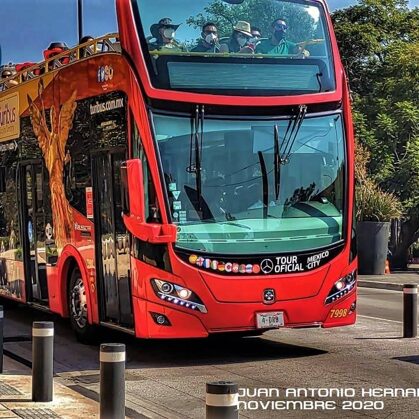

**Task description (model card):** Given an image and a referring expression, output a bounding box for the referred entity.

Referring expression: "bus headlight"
[151,279,207,313]
[325,270,356,305]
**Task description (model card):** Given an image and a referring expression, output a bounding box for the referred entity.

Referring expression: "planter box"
[356,221,390,275]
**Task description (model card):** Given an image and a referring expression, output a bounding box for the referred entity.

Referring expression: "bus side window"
[131,111,161,223]
[64,151,90,217]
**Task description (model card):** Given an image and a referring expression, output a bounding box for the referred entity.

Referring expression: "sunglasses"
[274,23,288,30]
[204,29,218,35]
[1,73,12,78]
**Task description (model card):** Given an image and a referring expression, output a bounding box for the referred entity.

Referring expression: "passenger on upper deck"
[43,42,70,69]
[220,21,254,53]
[255,18,299,55]
[0,69,18,89]
[191,22,221,53]
[148,18,186,52]
[250,26,262,48]
[79,35,94,57]
[15,62,40,81]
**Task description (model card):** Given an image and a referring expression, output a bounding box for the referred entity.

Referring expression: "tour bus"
[0,0,356,341]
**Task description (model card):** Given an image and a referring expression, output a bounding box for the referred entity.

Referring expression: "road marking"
[358,314,402,324]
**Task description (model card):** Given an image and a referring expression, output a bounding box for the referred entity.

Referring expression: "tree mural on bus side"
[27,82,78,249]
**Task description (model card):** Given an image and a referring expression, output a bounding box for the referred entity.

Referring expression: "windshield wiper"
[187,105,205,213]
[316,72,323,93]
[202,220,251,230]
[274,124,281,200]
[258,151,269,219]
[281,104,308,162]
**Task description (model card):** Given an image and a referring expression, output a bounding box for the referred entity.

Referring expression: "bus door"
[20,162,50,303]
[92,151,133,327]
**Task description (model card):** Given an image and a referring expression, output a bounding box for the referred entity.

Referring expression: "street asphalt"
[1,282,418,419]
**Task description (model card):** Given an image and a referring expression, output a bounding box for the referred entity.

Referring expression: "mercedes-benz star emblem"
[263,289,275,304]
[260,259,274,274]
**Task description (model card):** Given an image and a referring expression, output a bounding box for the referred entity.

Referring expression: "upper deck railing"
[0,33,120,93]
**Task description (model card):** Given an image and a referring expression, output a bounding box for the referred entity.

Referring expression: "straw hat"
[233,21,252,37]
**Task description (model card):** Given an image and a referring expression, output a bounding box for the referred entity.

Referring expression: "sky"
[0,0,418,65]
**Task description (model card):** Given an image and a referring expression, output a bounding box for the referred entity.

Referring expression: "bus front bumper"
[133,289,356,339]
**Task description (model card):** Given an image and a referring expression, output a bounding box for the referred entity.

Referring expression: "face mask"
[163,28,176,39]
[237,35,247,47]
[205,33,217,44]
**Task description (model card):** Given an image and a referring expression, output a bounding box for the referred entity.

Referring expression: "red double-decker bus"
[0,0,356,340]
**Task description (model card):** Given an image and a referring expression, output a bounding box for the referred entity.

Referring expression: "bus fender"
[56,245,97,324]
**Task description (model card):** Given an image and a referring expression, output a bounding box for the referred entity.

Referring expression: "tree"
[187,0,316,43]
[333,0,419,268]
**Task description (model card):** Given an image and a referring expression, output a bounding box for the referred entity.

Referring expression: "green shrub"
[356,179,402,222]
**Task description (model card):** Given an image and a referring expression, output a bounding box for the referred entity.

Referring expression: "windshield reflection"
[153,112,345,254]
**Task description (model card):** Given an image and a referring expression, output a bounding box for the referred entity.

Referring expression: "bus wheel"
[69,268,96,343]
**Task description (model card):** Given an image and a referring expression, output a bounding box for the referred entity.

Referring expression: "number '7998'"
[329,309,348,318]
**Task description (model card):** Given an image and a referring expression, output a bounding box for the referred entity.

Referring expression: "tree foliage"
[333,0,419,267]
[355,142,402,222]
[187,0,316,42]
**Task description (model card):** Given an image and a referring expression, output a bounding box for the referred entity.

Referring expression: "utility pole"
[77,0,83,42]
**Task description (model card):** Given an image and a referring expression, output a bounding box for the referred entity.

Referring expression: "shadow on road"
[2,302,327,373]
[354,336,402,340]
[123,335,327,369]
[393,355,419,365]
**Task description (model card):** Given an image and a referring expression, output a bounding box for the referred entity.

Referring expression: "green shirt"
[255,39,298,56]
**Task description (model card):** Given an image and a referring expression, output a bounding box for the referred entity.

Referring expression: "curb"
[358,280,403,291]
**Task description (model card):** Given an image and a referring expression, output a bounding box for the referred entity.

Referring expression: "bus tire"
[68,267,96,343]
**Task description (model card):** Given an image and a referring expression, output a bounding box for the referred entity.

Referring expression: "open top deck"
[0,34,121,92]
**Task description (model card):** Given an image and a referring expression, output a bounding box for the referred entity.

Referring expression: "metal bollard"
[403,284,418,338]
[100,343,126,419]
[206,381,239,419]
[32,321,54,402]
[0,305,3,373]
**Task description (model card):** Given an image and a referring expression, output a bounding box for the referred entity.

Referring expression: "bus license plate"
[256,312,284,329]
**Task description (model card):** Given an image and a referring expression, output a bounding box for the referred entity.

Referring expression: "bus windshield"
[134,0,335,95]
[153,112,345,255]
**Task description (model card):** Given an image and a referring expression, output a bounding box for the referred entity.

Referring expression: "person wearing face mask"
[255,18,299,55]
[250,27,262,46]
[220,21,253,53]
[192,22,221,53]
[148,18,186,52]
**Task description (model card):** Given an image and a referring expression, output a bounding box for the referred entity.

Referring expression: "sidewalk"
[359,270,419,291]
[1,356,100,419]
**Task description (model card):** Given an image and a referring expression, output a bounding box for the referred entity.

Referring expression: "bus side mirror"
[120,159,145,222]
[120,159,177,244]
[120,162,129,215]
